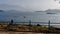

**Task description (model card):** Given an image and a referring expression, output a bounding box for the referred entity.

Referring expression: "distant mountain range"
[0,9,60,14]
[0,10,4,12]
[36,9,60,14]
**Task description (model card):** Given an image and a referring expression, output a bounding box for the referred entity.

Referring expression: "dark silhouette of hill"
[0,10,4,12]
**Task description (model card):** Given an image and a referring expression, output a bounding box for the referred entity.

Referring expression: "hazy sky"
[0,0,60,11]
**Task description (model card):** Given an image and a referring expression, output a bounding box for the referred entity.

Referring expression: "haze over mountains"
[36,9,60,14]
[0,8,60,15]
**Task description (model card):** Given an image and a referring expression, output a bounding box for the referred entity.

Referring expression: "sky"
[0,0,60,11]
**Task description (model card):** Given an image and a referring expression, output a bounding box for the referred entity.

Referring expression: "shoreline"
[0,22,59,33]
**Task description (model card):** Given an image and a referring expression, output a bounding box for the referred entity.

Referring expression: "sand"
[0,31,59,34]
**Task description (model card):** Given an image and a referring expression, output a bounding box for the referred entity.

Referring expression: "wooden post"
[29,20,31,31]
[10,19,13,25]
[29,20,31,26]
[48,20,50,30]
[7,19,13,27]
[5,19,14,30]
[23,16,26,25]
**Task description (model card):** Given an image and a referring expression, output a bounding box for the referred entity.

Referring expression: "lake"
[0,11,60,28]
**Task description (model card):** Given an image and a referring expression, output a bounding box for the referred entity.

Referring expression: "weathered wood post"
[29,20,31,26]
[48,20,50,30]
[9,19,13,26]
[29,20,31,31]
[23,16,26,25]
[5,19,14,30]
[7,19,14,27]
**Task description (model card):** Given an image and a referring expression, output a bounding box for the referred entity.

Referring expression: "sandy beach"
[0,31,59,34]
[0,32,42,34]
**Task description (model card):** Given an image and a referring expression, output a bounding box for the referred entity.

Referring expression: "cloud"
[0,0,60,11]
[0,4,31,11]
[0,4,17,10]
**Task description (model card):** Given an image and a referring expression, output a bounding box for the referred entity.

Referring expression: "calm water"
[0,11,60,28]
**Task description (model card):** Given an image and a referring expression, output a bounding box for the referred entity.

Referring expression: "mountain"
[35,9,60,14]
[0,10,4,12]
[45,9,60,12]
[45,9,60,14]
